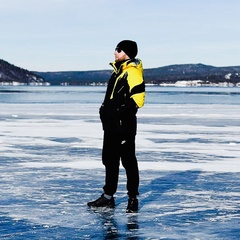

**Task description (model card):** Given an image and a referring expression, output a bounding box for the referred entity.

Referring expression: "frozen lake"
[0,86,240,239]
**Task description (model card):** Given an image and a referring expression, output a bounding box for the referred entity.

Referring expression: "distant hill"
[1,58,240,86]
[0,59,47,85]
[36,70,111,86]
[144,64,240,85]
[36,63,240,86]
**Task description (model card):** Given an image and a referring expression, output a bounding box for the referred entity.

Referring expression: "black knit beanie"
[116,40,138,59]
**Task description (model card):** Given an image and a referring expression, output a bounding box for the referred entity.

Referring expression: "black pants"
[102,131,139,198]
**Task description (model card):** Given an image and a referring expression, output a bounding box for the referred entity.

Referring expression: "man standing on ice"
[87,40,145,213]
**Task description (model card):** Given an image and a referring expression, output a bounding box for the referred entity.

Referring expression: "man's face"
[114,47,130,62]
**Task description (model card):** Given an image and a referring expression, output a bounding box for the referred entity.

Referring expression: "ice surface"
[0,87,240,239]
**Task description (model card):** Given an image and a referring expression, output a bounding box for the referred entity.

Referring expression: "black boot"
[87,194,115,208]
[126,197,138,213]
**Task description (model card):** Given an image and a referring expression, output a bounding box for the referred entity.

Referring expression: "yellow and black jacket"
[100,58,145,135]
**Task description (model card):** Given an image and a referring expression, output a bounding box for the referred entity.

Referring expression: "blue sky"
[1,0,240,71]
